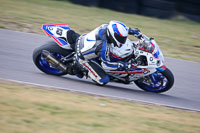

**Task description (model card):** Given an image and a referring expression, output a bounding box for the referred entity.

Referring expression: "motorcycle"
[33,23,174,93]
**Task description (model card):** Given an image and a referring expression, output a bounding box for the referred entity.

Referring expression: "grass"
[0,0,200,62]
[0,25,5,29]
[0,80,200,133]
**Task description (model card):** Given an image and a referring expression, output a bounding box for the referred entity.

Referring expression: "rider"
[67,20,142,85]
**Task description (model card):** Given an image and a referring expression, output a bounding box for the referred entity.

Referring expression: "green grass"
[0,25,6,29]
[0,0,200,61]
[0,80,200,133]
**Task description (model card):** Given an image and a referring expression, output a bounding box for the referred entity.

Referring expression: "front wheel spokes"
[141,76,153,87]
[149,73,163,88]
[134,68,173,93]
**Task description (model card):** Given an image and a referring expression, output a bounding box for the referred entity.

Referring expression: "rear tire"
[134,68,174,93]
[32,41,73,76]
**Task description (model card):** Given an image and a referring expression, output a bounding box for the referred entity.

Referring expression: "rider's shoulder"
[93,24,108,41]
[99,24,108,29]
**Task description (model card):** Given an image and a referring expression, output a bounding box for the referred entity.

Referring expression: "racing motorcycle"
[33,23,174,93]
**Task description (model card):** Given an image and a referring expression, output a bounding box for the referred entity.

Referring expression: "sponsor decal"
[143,70,148,74]
[49,27,53,31]
[150,57,153,61]
[86,38,96,42]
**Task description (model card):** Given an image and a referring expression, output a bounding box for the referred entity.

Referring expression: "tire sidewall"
[134,68,174,93]
[32,41,73,76]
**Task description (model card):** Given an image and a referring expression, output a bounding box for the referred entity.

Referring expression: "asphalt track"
[0,29,200,111]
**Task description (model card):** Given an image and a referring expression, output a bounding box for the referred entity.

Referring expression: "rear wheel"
[32,41,73,76]
[134,68,174,93]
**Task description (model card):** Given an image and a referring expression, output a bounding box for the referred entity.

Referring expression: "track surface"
[0,29,200,111]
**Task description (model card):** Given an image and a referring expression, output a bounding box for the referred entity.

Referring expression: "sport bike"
[33,23,174,93]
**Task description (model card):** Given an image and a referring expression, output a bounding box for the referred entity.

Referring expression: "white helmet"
[107,21,128,48]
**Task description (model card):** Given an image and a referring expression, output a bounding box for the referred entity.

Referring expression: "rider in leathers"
[69,21,142,85]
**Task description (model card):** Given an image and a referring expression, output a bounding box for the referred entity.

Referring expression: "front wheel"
[134,68,174,93]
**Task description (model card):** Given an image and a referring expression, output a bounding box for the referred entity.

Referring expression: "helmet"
[107,21,128,48]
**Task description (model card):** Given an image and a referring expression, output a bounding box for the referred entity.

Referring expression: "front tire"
[134,68,174,93]
[32,41,73,76]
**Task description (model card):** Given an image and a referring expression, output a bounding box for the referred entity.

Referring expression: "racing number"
[56,28,63,36]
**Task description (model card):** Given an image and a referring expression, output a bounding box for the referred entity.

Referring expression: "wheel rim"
[137,72,169,92]
[38,52,63,74]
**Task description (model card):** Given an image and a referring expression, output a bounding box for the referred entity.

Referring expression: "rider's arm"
[128,28,143,39]
[98,40,121,70]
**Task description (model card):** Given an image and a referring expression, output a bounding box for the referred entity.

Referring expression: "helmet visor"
[114,32,127,44]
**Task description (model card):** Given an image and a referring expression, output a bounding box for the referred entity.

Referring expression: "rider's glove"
[129,28,143,39]
[118,62,131,71]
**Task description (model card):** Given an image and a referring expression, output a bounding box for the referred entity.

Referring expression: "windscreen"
[138,40,155,53]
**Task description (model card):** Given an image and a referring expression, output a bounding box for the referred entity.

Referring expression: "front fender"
[156,65,166,72]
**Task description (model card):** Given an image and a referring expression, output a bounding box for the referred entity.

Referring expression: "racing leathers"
[75,24,141,85]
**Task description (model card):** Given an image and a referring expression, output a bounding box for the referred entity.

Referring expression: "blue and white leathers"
[76,24,121,84]
[76,24,137,84]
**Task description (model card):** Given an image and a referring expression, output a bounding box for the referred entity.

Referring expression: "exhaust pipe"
[41,50,67,71]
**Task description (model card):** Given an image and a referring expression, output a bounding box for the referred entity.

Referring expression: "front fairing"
[107,36,166,81]
[151,39,165,66]
[132,37,166,76]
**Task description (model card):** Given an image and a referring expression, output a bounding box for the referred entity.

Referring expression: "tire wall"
[68,0,200,22]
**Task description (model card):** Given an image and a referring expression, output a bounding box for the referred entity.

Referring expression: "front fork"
[142,65,166,85]
[148,65,166,84]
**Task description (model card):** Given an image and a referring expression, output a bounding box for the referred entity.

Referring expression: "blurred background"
[69,0,200,22]
[0,0,200,62]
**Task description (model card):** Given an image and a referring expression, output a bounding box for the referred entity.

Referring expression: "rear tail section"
[42,23,71,49]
